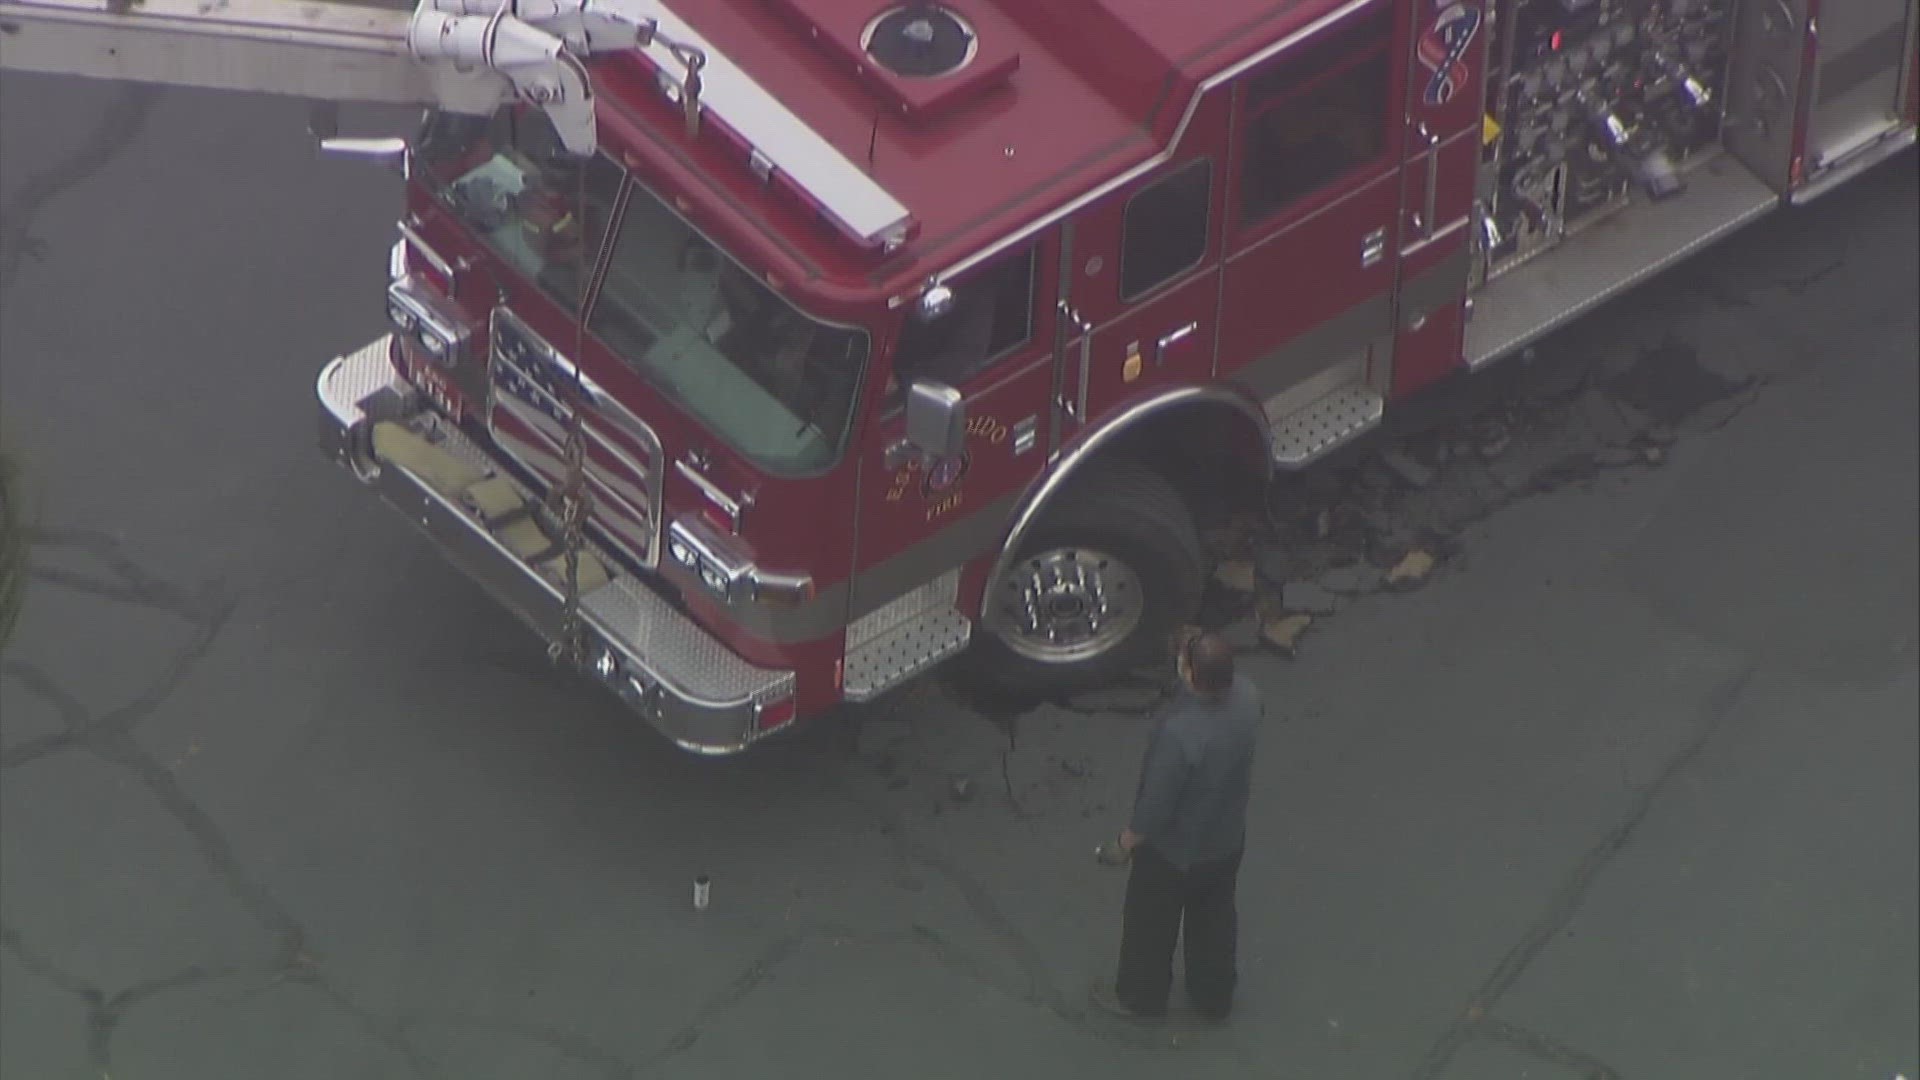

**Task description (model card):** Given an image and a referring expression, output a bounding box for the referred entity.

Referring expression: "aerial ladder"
[0,0,710,155]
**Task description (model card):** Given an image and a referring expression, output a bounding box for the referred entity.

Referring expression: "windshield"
[415,110,869,476]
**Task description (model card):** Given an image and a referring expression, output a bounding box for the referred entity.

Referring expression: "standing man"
[1091,630,1263,1021]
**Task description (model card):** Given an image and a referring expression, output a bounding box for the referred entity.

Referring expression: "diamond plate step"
[843,607,972,702]
[1268,383,1384,470]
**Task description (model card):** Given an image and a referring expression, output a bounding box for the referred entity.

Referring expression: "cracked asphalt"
[2,77,1915,1080]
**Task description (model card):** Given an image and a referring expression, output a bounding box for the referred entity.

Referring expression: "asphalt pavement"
[2,77,1916,1080]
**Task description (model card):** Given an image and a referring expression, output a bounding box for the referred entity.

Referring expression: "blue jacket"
[1128,675,1263,870]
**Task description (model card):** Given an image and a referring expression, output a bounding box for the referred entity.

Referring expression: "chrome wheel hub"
[988,546,1143,664]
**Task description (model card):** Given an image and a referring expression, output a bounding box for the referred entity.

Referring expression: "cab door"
[1216,0,1410,406]
[850,235,1058,623]
[1058,90,1229,428]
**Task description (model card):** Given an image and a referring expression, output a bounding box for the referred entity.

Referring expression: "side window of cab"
[1236,4,1393,226]
[1119,159,1213,300]
[887,247,1038,404]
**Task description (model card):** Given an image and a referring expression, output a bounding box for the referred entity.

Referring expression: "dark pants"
[1115,845,1243,1018]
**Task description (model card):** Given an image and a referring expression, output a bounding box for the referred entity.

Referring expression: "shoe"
[1088,980,1162,1020]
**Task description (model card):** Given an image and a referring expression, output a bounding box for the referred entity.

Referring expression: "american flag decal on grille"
[487,309,666,569]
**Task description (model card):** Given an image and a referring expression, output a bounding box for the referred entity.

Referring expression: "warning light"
[1551,30,1564,50]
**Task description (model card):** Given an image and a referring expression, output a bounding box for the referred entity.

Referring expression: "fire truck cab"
[8,0,1915,753]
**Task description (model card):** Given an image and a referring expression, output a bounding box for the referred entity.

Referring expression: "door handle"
[1059,301,1092,334]
[1418,123,1441,241]
[1154,322,1198,367]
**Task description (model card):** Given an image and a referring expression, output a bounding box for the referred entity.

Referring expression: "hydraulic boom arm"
[0,0,706,154]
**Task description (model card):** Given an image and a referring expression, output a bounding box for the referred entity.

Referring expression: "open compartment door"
[1723,0,1816,193]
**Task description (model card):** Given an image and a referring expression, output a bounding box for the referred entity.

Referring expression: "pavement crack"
[1475,1019,1623,1079]
[98,731,304,948]
[406,1012,643,1080]
[3,921,233,1076]
[303,978,442,1080]
[0,919,101,1001]
[999,746,1025,814]
[0,728,78,769]
[0,527,415,1076]
[1410,664,1756,1080]
[26,524,222,619]
[878,812,1085,1030]
[92,964,237,1068]
[908,922,1037,1005]
[0,83,161,292]
[644,932,804,1067]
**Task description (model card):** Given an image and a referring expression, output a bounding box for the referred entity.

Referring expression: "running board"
[1266,383,1385,471]
[842,607,972,702]
[842,568,970,702]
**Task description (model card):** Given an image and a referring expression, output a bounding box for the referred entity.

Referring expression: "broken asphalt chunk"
[1260,613,1313,657]
[1212,559,1257,593]
[1386,549,1436,591]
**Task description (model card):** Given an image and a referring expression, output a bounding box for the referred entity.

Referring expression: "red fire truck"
[6,0,1916,752]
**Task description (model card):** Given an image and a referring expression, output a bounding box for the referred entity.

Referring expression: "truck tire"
[973,460,1205,698]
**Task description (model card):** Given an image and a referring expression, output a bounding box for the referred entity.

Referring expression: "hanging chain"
[540,24,698,668]
[548,398,591,667]
[546,159,606,669]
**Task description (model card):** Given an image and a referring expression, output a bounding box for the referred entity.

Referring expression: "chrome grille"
[486,308,666,567]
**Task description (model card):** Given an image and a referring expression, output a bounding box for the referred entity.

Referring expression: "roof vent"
[862,5,977,79]
[767,0,1021,120]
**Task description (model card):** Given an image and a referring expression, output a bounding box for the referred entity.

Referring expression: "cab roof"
[595,0,1359,307]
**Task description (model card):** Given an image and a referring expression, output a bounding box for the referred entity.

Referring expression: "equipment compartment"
[1474,0,1736,281]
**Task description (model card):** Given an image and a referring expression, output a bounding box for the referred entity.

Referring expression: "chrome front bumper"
[317,336,798,754]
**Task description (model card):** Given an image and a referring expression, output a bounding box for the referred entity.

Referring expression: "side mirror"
[320,136,409,172]
[903,380,967,461]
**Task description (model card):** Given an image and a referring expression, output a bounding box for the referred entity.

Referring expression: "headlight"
[668,537,698,567]
[666,515,810,607]
[386,274,471,368]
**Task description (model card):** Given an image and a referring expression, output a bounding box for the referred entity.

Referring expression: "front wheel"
[971,461,1206,698]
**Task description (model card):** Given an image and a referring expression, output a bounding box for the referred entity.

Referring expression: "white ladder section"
[0,0,694,154]
[0,0,441,104]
